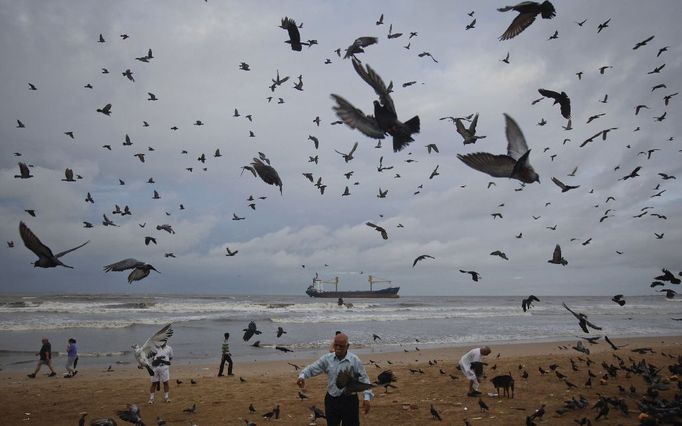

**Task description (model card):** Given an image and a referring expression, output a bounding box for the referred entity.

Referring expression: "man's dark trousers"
[218,353,233,375]
[324,392,359,426]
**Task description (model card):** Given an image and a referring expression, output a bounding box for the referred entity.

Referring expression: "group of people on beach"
[27,332,490,426]
[27,337,78,379]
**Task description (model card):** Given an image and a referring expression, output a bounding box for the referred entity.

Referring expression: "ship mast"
[314,276,339,292]
[368,275,391,291]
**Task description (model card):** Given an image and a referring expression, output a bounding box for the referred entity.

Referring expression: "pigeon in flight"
[103,258,160,283]
[538,89,571,119]
[366,222,388,240]
[562,303,601,333]
[457,114,540,184]
[331,58,420,152]
[250,157,283,194]
[460,270,481,282]
[412,254,435,267]
[243,321,262,341]
[611,294,625,306]
[343,36,378,59]
[497,1,556,41]
[132,323,173,375]
[522,295,540,312]
[551,177,579,192]
[19,222,89,268]
[456,113,486,144]
[547,244,567,266]
[281,17,306,51]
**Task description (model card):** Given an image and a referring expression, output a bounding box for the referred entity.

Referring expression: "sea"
[1,294,680,371]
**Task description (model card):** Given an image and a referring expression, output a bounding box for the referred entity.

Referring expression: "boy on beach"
[459,346,491,396]
[27,337,57,378]
[218,332,234,376]
[148,341,173,404]
[64,338,78,378]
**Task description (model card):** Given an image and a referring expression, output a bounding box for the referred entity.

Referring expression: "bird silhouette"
[19,222,89,268]
[497,1,556,40]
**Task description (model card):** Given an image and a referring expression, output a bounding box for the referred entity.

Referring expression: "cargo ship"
[305,275,399,298]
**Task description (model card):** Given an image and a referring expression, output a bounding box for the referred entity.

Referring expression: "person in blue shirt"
[297,333,372,425]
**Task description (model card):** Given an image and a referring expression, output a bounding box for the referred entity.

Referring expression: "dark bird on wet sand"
[522,295,540,312]
[430,404,442,420]
[19,222,89,268]
[538,89,570,119]
[460,270,481,282]
[366,222,388,240]
[547,244,567,265]
[458,114,540,184]
[331,58,420,152]
[104,258,159,283]
[497,1,556,41]
[413,254,435,267]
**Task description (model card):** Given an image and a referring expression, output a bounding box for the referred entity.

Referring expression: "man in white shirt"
[148,342,173,404]
[459,346,491,396]
[297,333,373,425]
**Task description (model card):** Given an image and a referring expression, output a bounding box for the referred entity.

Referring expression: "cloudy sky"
[1,0,680,296]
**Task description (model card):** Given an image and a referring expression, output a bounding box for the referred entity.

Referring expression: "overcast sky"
[1,0,681,296]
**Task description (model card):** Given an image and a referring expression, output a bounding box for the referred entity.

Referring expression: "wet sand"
[1,335,680,425]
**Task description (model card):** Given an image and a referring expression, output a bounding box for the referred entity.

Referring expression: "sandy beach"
[1,335,680,425]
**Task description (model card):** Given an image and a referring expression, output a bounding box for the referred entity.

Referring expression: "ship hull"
[306,286,400,298]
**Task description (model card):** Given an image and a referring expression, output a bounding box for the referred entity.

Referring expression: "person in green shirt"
[218,332,233,376]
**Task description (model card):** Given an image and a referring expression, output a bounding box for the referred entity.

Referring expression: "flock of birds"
[4,1,682,424]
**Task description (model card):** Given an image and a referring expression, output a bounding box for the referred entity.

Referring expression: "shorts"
[66,356,77,371]
[151,366,170,383]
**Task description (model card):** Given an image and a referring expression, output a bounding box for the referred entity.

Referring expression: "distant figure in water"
[459,346,491,396]
[338,297,344,306]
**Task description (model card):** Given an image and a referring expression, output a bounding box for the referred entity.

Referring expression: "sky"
[1,0,681,296]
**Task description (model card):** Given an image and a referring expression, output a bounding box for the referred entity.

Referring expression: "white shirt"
[152,345,173,367]
[298,352,374,401]
[459,348,481,370]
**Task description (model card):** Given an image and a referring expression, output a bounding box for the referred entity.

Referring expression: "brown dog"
[491,373,514,398]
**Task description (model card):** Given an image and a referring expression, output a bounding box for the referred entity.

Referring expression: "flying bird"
[522,295,540,312]
[547,244,567,265]
[103,258,160,283]
[611,294,625,306]
[281,17,305,51]
[455,113,486,144]
[331,58,420,152]
[343,36,378,59]
[243,321,262,341]
[250,157,283,194]
[497,1,556,41]
[19,222,89,268]
[412,254,435,267]
[551,177,580,192]
[457,114,540,184]
[538,89,571,119]
[366,222,388,240]
[460,270,481,282]
[562,303,602,333]
[132,323,173,376]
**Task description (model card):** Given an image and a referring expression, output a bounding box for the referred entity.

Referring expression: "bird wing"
[351,58,395,115]
[469,113,479,133]
[349,142,359,156]
[103,258,142,272]
[455,118,467,137]
[355,36,378,48]
[19,162,30,177]
[499,12,537,41]
[553,244,563,262]
[54,240,90,258]
[282,17,302,49]
[457,153,516,178]
[331,94,385,139]
[141,323,173,357]
[538,88,560,101]
[560,97,571,119]
[551,177,567,190]
[562,302,582,322]
[19,222,56,260]
[504,114,529,160]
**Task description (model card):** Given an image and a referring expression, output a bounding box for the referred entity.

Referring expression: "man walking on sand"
[148,341,173,404]
[27,337,57,378]
[459,346,491,396]
[297,333,373,425]
[218,332,234,376]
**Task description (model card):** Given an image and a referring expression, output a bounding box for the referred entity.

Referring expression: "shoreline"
[1,336,680,425]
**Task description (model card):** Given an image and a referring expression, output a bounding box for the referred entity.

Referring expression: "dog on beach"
[491,373,515,398]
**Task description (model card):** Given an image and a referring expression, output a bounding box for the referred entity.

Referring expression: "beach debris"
[183,403,196,414]
[430,404,442,420]
[19,221,89,269]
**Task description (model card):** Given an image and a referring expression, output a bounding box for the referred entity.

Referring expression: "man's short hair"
[224,332,230,339]
[335,330,342,335]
